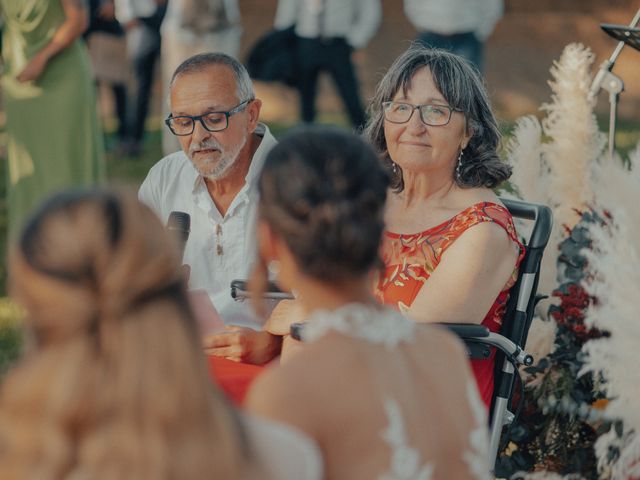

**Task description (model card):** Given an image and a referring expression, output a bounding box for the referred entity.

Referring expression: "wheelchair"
[230,197,553,472]
[441,198,553,470]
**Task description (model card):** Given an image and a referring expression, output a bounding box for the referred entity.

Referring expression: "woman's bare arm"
[406,222,520,324]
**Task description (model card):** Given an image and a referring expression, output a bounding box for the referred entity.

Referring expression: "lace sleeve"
[379,397,434,480]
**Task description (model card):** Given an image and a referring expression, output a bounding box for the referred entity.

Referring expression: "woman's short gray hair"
[170,52,255,102]
[363,44,510,191]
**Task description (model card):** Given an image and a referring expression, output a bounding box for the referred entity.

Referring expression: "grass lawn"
[0,117,638,373]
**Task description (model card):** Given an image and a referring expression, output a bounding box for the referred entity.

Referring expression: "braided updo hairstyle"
[0,188,251,479]
[257,126,389,288]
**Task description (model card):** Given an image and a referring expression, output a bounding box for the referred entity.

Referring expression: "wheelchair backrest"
[499,198,553,349]
[490,198,553,419]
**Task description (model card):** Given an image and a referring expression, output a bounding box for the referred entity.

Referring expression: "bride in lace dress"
[246,127,491,480]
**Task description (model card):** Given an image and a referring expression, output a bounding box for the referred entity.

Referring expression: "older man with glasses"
[139,52,281,366]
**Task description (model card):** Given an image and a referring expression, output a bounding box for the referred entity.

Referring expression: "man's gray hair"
[170,52,255,102]
[363,44,510,191]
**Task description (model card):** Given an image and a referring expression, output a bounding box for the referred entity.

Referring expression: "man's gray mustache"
[189,140,222,155]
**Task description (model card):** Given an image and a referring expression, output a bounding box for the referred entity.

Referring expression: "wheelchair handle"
[501,197,553,250]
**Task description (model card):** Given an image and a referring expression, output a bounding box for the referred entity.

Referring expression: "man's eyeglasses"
[165,99,253,136]
[382,101,460,127]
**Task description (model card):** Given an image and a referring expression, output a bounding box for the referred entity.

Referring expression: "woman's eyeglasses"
[382,101,459,126]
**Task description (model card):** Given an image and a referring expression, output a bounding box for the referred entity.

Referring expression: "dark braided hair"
[258,126,390,283]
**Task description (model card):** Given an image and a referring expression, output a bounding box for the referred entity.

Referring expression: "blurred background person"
[247,127,490,480]
[85,0,129,152]
[115,0,167,156]
[0,0,105,239]
[0,188,322,480]
[273,0,381,130]
[365,46,523,408]
[404,0,503,73]
[161,0,243,156]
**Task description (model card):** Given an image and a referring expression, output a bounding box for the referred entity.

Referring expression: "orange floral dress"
[374,202,525,408]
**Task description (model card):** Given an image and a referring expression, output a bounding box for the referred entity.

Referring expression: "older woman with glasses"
[365,45,524,409]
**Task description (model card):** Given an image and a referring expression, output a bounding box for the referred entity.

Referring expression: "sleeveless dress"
[302,303,491,480]
[374,202,525,408]
[0,0,105,237]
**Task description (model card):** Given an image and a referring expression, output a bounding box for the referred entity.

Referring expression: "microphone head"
[167,211,191,251]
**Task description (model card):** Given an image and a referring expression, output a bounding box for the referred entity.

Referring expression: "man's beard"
[188,136,247,180]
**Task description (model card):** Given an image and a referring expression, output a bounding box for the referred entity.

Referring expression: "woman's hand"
[264,299,306,336]
[16,53,49,83]
[17,0,89,83]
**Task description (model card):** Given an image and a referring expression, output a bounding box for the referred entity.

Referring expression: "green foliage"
[0,298,23,376]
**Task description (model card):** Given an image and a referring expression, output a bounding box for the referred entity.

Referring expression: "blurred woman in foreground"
[0,188,320,480]
[247,127,490,480]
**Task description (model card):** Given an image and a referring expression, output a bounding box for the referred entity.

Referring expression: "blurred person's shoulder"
[411,322,473,374]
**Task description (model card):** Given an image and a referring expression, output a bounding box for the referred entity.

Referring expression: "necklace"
[303,303,415,349]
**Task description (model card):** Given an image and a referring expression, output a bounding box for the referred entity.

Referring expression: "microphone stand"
[588,8,640,161]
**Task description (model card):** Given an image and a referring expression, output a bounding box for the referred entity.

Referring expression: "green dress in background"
[0,0,105,238]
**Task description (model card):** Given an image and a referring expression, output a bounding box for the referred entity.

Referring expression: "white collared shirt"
[274,0,381,49]
[138,124,277,329]
[403,0,503,41]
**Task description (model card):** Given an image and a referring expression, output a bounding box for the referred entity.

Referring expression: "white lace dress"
[302,303,491,480]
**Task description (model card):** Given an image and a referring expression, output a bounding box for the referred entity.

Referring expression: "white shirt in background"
[114,0,157,25]
[138,124,277,329]
[403,0,504,41]
[274,0,381,49]
[162,0,241,39]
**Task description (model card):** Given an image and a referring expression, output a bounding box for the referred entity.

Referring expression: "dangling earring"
[455,149,464,182]
[267,260,281,278]
[392,162,399,175]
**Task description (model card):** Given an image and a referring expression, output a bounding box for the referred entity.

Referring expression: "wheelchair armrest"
[441,323,490,339]
[290,322,305,341]
[291,321,533,365]
[439,324,534,366]
[230,279,295,301]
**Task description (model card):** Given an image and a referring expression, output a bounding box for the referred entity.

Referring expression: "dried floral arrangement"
[496,42,640,479]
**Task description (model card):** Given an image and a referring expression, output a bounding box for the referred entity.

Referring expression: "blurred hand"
[203,326,282,365]
[124,19,140,31]
[98,1,116,20]
[181,264,191,285]
[16,54,48,83]
[263,299,306,336]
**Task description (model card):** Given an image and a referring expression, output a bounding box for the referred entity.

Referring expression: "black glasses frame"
[165,99,253,136]
[382,101,460,127]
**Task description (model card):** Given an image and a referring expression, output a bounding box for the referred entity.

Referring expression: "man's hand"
[203,326,282,365]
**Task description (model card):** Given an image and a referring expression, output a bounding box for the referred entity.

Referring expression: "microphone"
[167,211,190,260]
